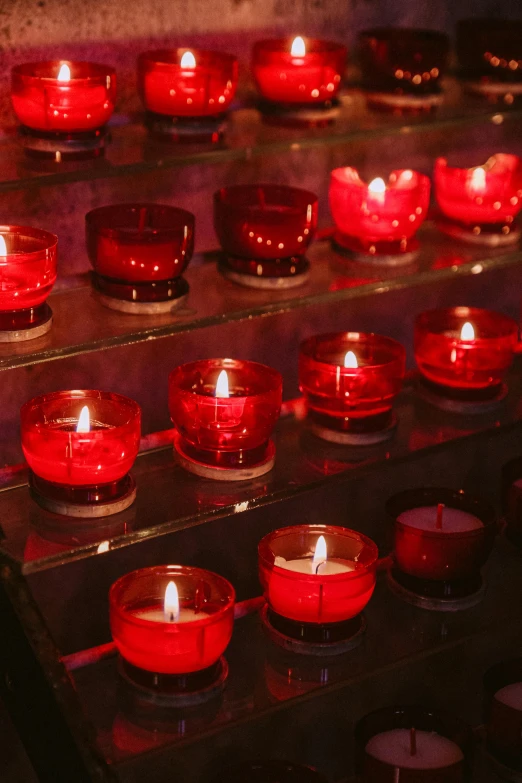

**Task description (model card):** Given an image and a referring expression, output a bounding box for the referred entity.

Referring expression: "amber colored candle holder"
[110,565,234,705]
[484,659,522,773]
[11,61,116,159]
[502,457,522,549]
[414,307,518,413]
[457,19,522,104]
[85,203,195,314]
[138,49,238,142]
[330,167,430,264]
[435,154,522,246]
[0,225,57,342]
[258,524,378,654]
[355,706,473,782]
[21,390,141,518]
[358,28,450,112]
[213,761,329,783]
[386,487,496,611]
[169,358,282,481]
[299,332,405,445]
[214,184,318,289]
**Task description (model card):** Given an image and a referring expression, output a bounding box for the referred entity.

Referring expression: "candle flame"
[460,321,475,341]
[291,36,306,57]
[344,350,358,368]
[57,63,71,82]
[180,51,196,69]
[76,405,90,433]
[312,535,327,573]
[470,166,486,192]
[215,369,230,398]
[0,236,7,256]
[164,581,180,622]
[368,177,386,194]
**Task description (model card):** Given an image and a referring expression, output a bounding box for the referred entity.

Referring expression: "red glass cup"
[11,61,116,158]
[252,38,346,109]
[330,167,430,263]
[21,390,141,516]
[355,706,473,782]
[502,457,522,549]
[299,332,405,444]
[0,225,57,341]
[258,524,378,644]
[414,307,518,404]
[85,203,195,312]
[457,19,522,103]
[214,184,318,287]
[484,659,522,771]
[110,565,235,680]
[169,358,282,480]
[358,28,450,111]
[435,154,522,245]
[387,487,496,603]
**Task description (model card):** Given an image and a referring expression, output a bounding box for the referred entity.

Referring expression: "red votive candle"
[502,457,522,549]
[414,307,518,409]
[21,390,141,517]
[484,659,522,771]
[0,225,57,342]
[358,28,450,112]
[252,37,346,110]
[11,61,116,158]
[258,524,377,649]
[169,358,282,481]
[435,154,522,245]
[457,19,522,104]
[85,203,195,314]
[214,184,318,288]
[330,167,430,264]
[110,565,235,689]
[299,332,405,445]
[387,487,496,609]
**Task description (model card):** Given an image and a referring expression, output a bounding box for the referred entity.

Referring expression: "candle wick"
[393,768,400,783]
[410,726,417,756]
[138,207,147,236]
[169,611,174,622]
[436,503,444,530]
[314,561,324,575]
[257,187,266,210]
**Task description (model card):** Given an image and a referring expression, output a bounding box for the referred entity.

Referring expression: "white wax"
[274,555,355,575]
[366,729,464,770]
[133,607,201,624]
[398,506,483,534]
[495,682,522,711]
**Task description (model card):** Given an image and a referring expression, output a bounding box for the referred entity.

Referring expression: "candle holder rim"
[354,704,474,747]
[169,358,283,399]
[0,225,58,259]
[358,26,450,44]
[20,389,141,435]
[138,48,238,67]
[253,37,347,55]
[214,183,318,209]
[415,307,519,339]
[435,153,521,174]
[12,60,116,83]
[85,203,195,239]
[386,486,496,533]
[300,331,406,369]
[330,165,430,191]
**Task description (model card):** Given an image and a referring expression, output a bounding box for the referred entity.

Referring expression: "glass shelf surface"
[2,364,522,574]
[0,225,520,372]
[0,78,519,193]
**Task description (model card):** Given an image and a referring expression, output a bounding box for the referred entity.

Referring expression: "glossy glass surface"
[0,225,57,311]
[457,19,522,85]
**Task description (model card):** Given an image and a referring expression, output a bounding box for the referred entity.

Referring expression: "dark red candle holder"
[252,38,346,126]
[502,457,522,550]
[11,61,116,159]
[21,390,141,518]
[258,524,378,655]
[414,307,518,413]
[355,706,473,782]
[358,28,450,113]
[85,203,194,314]
[214,184,318,289]
[435,155,522,246]
[299,332,405,445]
[484,659,522,776]
[213,761,329,783]
[0,225,57,342]
[330,167,430,264]
[386,487,496,611]
[169,358,282,481]
[138,49,238,143]
[110,565,235,706]
[457,19,522,105]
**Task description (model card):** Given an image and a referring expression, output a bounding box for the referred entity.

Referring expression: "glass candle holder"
[11,61,116,159]
[213,184,318,289]
[502,457,522,548]
[110,565,235,701]
[252,37,346,113]
[169,358,282,481]
[414,307,518,411]
[386,487,496,610]
[258,524,378,652]
[138,49,238,142]
[0,225,57,342]
[355,706,473,782]
[299,332,405,445]
[329,167,430,264]
[21,390,141,518]
[484,658,522,771]
[457,19,522,104]
[358,28,449,112]
[434,154,522,246]
[85,203,195,314]
[212,761,329,783]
